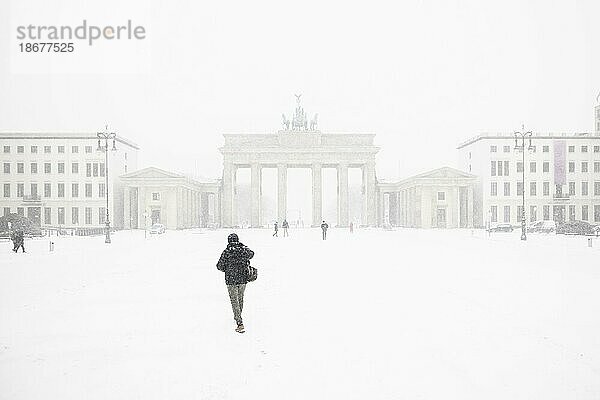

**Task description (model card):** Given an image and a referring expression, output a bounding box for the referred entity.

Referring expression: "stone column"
[377,189,384,226]
[251,163,262,228]
[467,185,474,228]
[337,163,349,226]
[222,162,234,227]
[364,162,377,226]
[277,163,287,223]
[124,186,131,229]
[361,166,368,226]
[312,163,322,227]
[138,187,146,230]
[453,186,460,229]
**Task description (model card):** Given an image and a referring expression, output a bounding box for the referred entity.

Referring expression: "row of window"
[2,206,106,226]
[2,145,94,154]
[3,183,106,198]
[490,145,600,153]
[490,181,600,197]
[2,162,105,177]
[490,205,600,223]
[491,160,600,176]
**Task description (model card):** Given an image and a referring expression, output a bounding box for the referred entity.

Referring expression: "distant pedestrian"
[216,233,254,333]
[321,220,329,240]
[282,219,289,237]
[12,230,25,253]
[272,221,279,237]
[349,222,354,233]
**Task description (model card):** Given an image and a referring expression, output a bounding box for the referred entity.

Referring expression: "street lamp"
[514,124,533,241]
[97,125,117,244]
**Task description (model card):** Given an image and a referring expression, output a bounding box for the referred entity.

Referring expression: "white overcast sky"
[1,0,599,180]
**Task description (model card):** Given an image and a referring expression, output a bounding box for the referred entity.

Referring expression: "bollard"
[588,237,593,248]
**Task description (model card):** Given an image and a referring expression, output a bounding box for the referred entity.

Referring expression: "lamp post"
[97,125,117,244]
[514,125,533,241]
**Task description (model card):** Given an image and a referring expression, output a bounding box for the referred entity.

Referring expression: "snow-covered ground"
[1,228,599,399]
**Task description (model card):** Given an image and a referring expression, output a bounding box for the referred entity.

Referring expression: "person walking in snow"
[320,220,329,240]
[217,233,254,333]
[272,221,279,237]
[349,221,354,233]
[282,219,289,237]
[12,230,25,253]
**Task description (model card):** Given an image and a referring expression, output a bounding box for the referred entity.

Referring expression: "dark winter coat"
[282,221,289,228]
[321,222,329,231]
[216,242,254,285]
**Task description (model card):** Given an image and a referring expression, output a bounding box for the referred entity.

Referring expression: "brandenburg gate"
[219,96,379,228]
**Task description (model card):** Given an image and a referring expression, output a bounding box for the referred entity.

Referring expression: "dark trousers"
[13,241,25,252]
[273,230,278,237]
[227,284,246,325]
[322,230,327,240]
[283,228,288,237]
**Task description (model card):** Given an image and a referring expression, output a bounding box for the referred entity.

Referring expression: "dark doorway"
[151,209,161,225]
[436,208,447,228]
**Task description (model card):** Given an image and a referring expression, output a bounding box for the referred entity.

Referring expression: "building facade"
[0,132,138,231]
[120,167,221,230]
[458,132,600,228]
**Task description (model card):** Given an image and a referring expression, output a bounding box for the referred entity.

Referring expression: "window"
[569,162,575,173]
[58,207,65,225]
[17,146,24,153]
[530,182,537,196]
[30,184,37,198]
[582,146,588,153]
[582,162,588,173]
[100,163,105,177]
[543,145,549,153]
[93,163,99,177]
[72,183,79,198]
[44,183,51,198]
[595,146,600,153]
[58,183,65,198]
[58,146,65,153]
[490,145,497,153]
[503,182,510,196]
[582,181,589,196]
[530,146,536,153]
[582,205,589,221]
[556,184,563,197]
[490,206,497,223]
[86,163,92,177]
[504,161,510,176]
[99,208,106,224]
[85,146,92,154]
[85,208,92,224]
[530,206,537,222]
[58,163,64,174]
[3,146,9,153]
[72,163,79,174]
[543,205,550,220]
[569,182,575,196]
[497,161,503,176]
[30,163,38,174]
[503,146,510,153]
[569,205,576,222]
[44,208,51,225]
[44,146,51,154]
[595,182,600,196]
[543,162,549,173]
[71,146,79,153]
[17,207,24,216]
[85,183,92,198]
[152,192,160,201]
[3,207,10,216]
[17,163,24,173]
[491,182,497,196]
[517,162,523,173]
[72,207,79,225]
[31,146,37,153]
[595,205,600,223]
[517,182,523,196]
[595,162,600,173]
[17,183,24,197]
[3,184,9,198]
[530,162,536,173]
[517,206,524,221]
[3,163,10,173]
[44,163,51,174]
[99,183,105,198]
[568,145,575,153]
[503,206,510,223]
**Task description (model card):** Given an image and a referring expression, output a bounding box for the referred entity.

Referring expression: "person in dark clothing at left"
[12,230,25,253]
[272,221,279,237]
[217,233,254,333]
